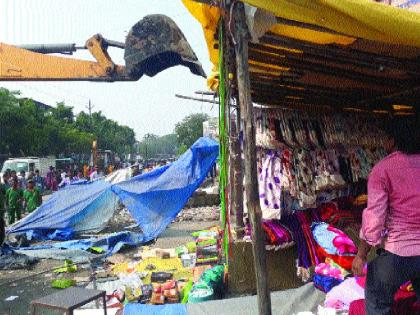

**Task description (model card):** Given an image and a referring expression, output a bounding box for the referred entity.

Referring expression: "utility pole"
[86,99,96,168]
[86,99,95,131]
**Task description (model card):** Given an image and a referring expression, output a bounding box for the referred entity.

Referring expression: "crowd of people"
[0,159,176,229]
[0,169,42,225]
[0,164,110,226]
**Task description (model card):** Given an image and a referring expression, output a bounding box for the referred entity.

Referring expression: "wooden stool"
[30,287,107,315]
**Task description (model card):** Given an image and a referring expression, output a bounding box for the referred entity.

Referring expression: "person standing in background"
[45,166,56,191]
[83,164,89,179]
[23,179,42,213]
[0,176,7,221]
[89,166,100,181]
[33,169,45,193]
[5,179,23,225]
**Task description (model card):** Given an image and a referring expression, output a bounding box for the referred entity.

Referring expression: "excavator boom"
[0,15,205,82]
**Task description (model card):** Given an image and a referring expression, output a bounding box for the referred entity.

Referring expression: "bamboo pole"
[232,2,272,314]
[175,94,219,105]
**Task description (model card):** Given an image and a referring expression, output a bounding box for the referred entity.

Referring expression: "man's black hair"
[383,114,420,154]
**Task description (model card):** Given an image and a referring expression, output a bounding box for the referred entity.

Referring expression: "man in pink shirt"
[352,115,420,315]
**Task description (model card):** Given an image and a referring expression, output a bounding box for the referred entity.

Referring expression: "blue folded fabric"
[313,273,343,293]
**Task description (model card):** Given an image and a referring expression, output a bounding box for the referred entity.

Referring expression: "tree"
[174,113,209,148]
[0,87,137,158]
[136,134,179,160]
[75,110,136,155]
[50,102,74,123]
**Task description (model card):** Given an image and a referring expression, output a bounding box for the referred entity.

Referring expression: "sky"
[0,0,217,139]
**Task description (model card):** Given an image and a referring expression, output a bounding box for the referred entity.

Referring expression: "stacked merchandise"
[319,263,420,314]
[279,210,323,282]
[311,222,357,270]
[191,228,222,265]
[175,228,222,267]
[349,280,420,315]
[318,202,359,231]
[244,220,295,251]
[313,258,350,293]
[253,206,360,282]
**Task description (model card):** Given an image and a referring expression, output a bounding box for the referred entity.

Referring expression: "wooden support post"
[230,106,244,238]
[232,2,272,314]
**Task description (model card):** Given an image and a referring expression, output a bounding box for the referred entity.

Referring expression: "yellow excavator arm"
[0,15,205,82]
[0,34,131,82]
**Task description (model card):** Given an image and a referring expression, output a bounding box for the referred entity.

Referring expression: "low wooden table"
[30,287,107,315]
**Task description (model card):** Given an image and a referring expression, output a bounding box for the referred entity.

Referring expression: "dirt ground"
[0,206,219,315]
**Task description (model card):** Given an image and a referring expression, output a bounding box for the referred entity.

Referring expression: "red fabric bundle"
[317,246,355,271]
[349,291,420,315]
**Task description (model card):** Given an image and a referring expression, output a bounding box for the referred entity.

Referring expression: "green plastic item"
[186,242,196,253]
[89,246,105,253]
[53,259,77,273]
[176,246,188,257]
[196,239,217,247]
[188,281,214,303]
[181,279,194,304]
[51,279,76,289]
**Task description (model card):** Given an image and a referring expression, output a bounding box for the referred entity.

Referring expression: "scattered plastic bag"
[51,279,76,289]
[53,259,77,273]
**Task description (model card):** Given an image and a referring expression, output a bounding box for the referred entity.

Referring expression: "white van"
[0,156,56,179]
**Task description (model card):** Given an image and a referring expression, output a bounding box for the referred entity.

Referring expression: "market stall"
[183,0,420,314]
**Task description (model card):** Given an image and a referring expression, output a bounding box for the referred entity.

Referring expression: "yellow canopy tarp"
[245,0,420,48]
[183,0,420,67]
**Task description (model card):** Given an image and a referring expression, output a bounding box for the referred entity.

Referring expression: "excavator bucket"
[124,15,206,79]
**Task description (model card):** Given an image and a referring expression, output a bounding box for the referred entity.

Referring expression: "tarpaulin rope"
[218,19,230,263]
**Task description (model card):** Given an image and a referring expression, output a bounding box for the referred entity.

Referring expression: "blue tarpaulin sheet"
[124,303,188,315]
[112,137,219,242]
[7,138,219,257]
[8,179,117,236]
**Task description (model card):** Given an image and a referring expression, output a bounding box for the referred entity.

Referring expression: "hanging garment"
[258,150,283,219]
[294,149,317,208]
[281,214,312,268]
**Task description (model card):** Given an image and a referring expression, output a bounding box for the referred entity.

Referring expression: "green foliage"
[137,133,178,159]
[175,113,209,148]
[75,110,136,154]
[0,87,135,156]
[177,144,188,156]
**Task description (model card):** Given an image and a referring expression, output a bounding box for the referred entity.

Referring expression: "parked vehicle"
[56,158,75,171]
[0,156,56,179]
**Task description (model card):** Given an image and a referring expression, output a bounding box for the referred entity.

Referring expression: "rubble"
[174,206,220,223]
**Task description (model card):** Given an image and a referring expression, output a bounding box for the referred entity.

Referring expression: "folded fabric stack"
[324,277,365,311]
[311,222,357,270]
[318,202,356,230]
[313,258,350,293]
[348,277,420,315]
[280,211,321,270]
[244,220,295,251]
[191,229,221,265]
[262,220,295,250]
